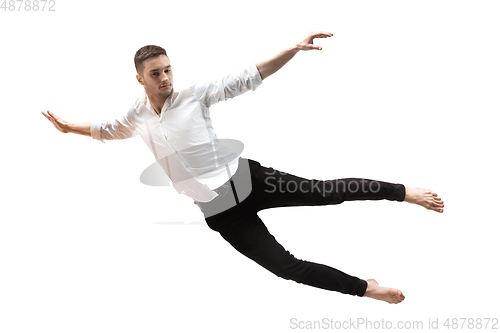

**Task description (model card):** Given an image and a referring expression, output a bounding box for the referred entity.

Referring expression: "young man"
[42,31,444,304]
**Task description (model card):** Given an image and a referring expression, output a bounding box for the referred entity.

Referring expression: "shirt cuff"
[249,64,263,90]
[90,121,106,143]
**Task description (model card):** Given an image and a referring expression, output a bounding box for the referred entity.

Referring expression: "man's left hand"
[296,31,334,51]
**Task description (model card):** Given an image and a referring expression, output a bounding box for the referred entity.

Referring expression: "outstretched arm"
[42,108,139,143]
[255,31,333,80]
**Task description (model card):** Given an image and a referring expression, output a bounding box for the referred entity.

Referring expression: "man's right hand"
[41,110,69,133]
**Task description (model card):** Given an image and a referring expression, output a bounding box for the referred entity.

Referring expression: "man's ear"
[136,74,145,86]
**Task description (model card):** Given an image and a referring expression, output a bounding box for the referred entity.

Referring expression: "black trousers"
[195,158,406,297]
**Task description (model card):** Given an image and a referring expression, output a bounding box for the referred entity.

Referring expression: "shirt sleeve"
[90,104,141,143]
[192,64,263,108]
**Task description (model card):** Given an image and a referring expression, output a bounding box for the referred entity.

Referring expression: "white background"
[1,0,499,332]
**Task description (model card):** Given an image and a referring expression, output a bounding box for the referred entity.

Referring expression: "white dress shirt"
[90,64,263,202]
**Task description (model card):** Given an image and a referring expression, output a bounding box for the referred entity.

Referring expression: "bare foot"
[404,185,445,213]
[363,279,405,304]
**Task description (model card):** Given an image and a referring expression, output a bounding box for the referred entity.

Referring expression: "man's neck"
[147,94,168,115]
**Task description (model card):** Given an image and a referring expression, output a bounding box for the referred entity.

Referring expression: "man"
[42,31,445,304]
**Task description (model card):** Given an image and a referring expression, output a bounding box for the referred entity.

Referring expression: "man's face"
[136,54,174,100]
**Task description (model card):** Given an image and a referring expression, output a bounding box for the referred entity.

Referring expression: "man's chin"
[157,90,173,99]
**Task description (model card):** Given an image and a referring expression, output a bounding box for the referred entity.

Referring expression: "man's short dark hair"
[134,45,168,75]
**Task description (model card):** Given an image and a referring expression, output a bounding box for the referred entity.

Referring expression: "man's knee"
[266,253,306,281]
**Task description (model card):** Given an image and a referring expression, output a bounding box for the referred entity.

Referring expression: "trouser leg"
[216,213,368,296]
[248,160,406,212]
